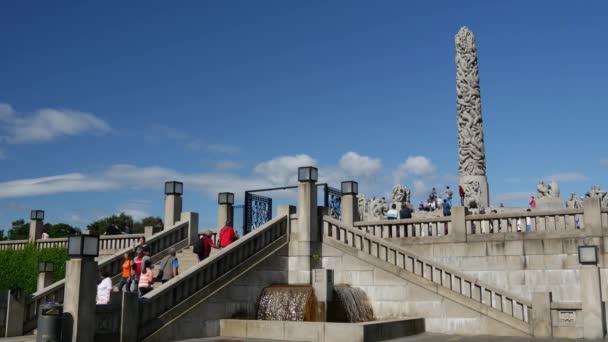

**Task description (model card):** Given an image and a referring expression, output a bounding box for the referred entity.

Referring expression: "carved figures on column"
[456,26,487,177]
[356,194,388,221]
[460,179,482,209]
[565,193,584,209]
[537,180,561,199]
[391,184,411,208]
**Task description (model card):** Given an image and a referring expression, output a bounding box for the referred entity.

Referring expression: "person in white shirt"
[96,271,113,305]
[41,229,50,240]
[386,204,399,220]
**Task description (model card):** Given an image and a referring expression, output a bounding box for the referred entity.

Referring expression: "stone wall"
[144,245,289,342]
[320,242,528,337]
[390,235,606,304]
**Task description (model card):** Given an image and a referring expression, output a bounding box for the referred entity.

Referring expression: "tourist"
[429,187,437,201]
[158,248,179,284]
[459,185,465,206]
[529,196,536,209]
[399,205,412,219]
[124,225,133,234]
[134,236,151,257]
[118,252,133,293]
[41,228,50,240]
[138,260,154,296]
[132,246,150,292]
[418,202,424,211]
[442,198,451,217]
[218,220,238,248]
[499,203,505,208]
[386,204,398,220]
[96,270,113,304]
[445,186,453,206]
[195,230,215,261]
[525,209,532,232]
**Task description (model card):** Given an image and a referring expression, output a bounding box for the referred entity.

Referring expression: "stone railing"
[21,220,192,333]
[323,216,533,329]
[465,209,584,235]
[0,234,145,254]
[0,240,27,251]
[355,216,452,238]
[137,215,289,340]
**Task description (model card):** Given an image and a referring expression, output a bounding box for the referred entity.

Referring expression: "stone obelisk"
[455,27,489,209]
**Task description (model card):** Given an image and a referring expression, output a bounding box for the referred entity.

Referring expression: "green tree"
[86,213,134,235]
[43,223,81,238]
[8,219,29,240]
[133,216,162,233]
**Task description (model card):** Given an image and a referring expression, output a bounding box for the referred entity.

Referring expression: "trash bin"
[37,302,63,342]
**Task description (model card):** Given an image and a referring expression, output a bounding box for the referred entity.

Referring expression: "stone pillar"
[29,216,44,243]
[340,181,359,226]
[144,226,154,240]
[217,204,233,229]
[583,196,602,236]
[455,27,490,209]
[580,265,603,339]
[37,270,54,292]
[450,206,467,242]
[120,292,139,342]
[288,167,318,285]
[532,292,552,337]
[62,257,97,342]
[4,288,25,337]
[181,212,199,247]
[312,269,334,322]
[164,194,183,227]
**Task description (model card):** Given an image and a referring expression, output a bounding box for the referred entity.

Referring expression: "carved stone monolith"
[456,26,489,208]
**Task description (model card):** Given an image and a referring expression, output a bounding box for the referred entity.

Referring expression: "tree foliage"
[8,219,29,240]
[6,220,81,240]
[0,245,69,294]
[86,213,163,234]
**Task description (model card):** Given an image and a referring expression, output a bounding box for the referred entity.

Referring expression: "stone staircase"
[322,215,533,336]
[150,246,200,289]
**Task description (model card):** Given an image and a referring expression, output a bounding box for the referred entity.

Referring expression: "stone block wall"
[391,235,606,303]
[320,243,528,336]
[145,245,289,341]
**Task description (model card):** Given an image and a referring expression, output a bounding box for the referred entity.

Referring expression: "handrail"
[323,215,533,325]
[22,220,192,333]
[466,208,583,220]
[137,215,289,339]
[0,240,27,250]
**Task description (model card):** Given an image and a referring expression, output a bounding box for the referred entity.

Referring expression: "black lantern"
[30,210,45,221]
[341,181,358,195]
[165,181,183,195]
[38,261,54,273]
[68,234,99,258]
[578,245,598,265]
[218,192,235,205]
[298,166,318,182]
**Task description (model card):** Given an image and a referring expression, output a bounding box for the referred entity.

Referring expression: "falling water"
[256,285,316,321]
[333,285,374,322]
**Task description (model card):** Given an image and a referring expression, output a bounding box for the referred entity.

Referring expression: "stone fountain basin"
[220,317,425,342]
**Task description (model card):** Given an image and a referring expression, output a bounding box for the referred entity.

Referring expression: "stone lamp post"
[164,181,183,227]
[341,181,359,226]
[217,192,235,228]
[29,209,45,243]
[63,234,99,342]
[37,261,54,292]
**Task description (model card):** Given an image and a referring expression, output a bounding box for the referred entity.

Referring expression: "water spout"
[332,285,374,322]
[256,285,316,321]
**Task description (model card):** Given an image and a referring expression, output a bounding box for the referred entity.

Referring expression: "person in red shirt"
[529,196,536,209]
[218,221,238,248]
[196,230,216,261]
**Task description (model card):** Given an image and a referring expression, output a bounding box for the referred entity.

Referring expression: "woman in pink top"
[138,260,154,296]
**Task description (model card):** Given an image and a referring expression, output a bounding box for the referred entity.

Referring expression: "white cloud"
[339,152,381,178]
[393,156,436,183]
[412,179,431,198]
[0,173,116,199]
[0,104,110,144]
[543,173,588,182]
[254,154,317,185]
[123,209,150,221]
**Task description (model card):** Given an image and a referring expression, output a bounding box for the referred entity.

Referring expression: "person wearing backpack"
[194,230,215,261]
[157,248,179,284]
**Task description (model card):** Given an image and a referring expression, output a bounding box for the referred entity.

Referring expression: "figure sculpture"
[548,180,560,198]
[456,27,487,177]
[460,179,482,208]
[585,185,608,207]
[391,184,411,206]
[536,181,550,199]
[357,194,368,221]
[356,195,388,221]
[565,193,583,209]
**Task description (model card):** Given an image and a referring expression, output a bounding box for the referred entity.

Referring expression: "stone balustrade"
[465,209,584,235]
[0,234,146,255]
[355,216,452,239]
[136,215,288,340]
[324,216,533,326]
[353,200,605,243]
[21,220,192,334]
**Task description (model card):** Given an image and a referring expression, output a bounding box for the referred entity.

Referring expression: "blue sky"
[1,1,607,231]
